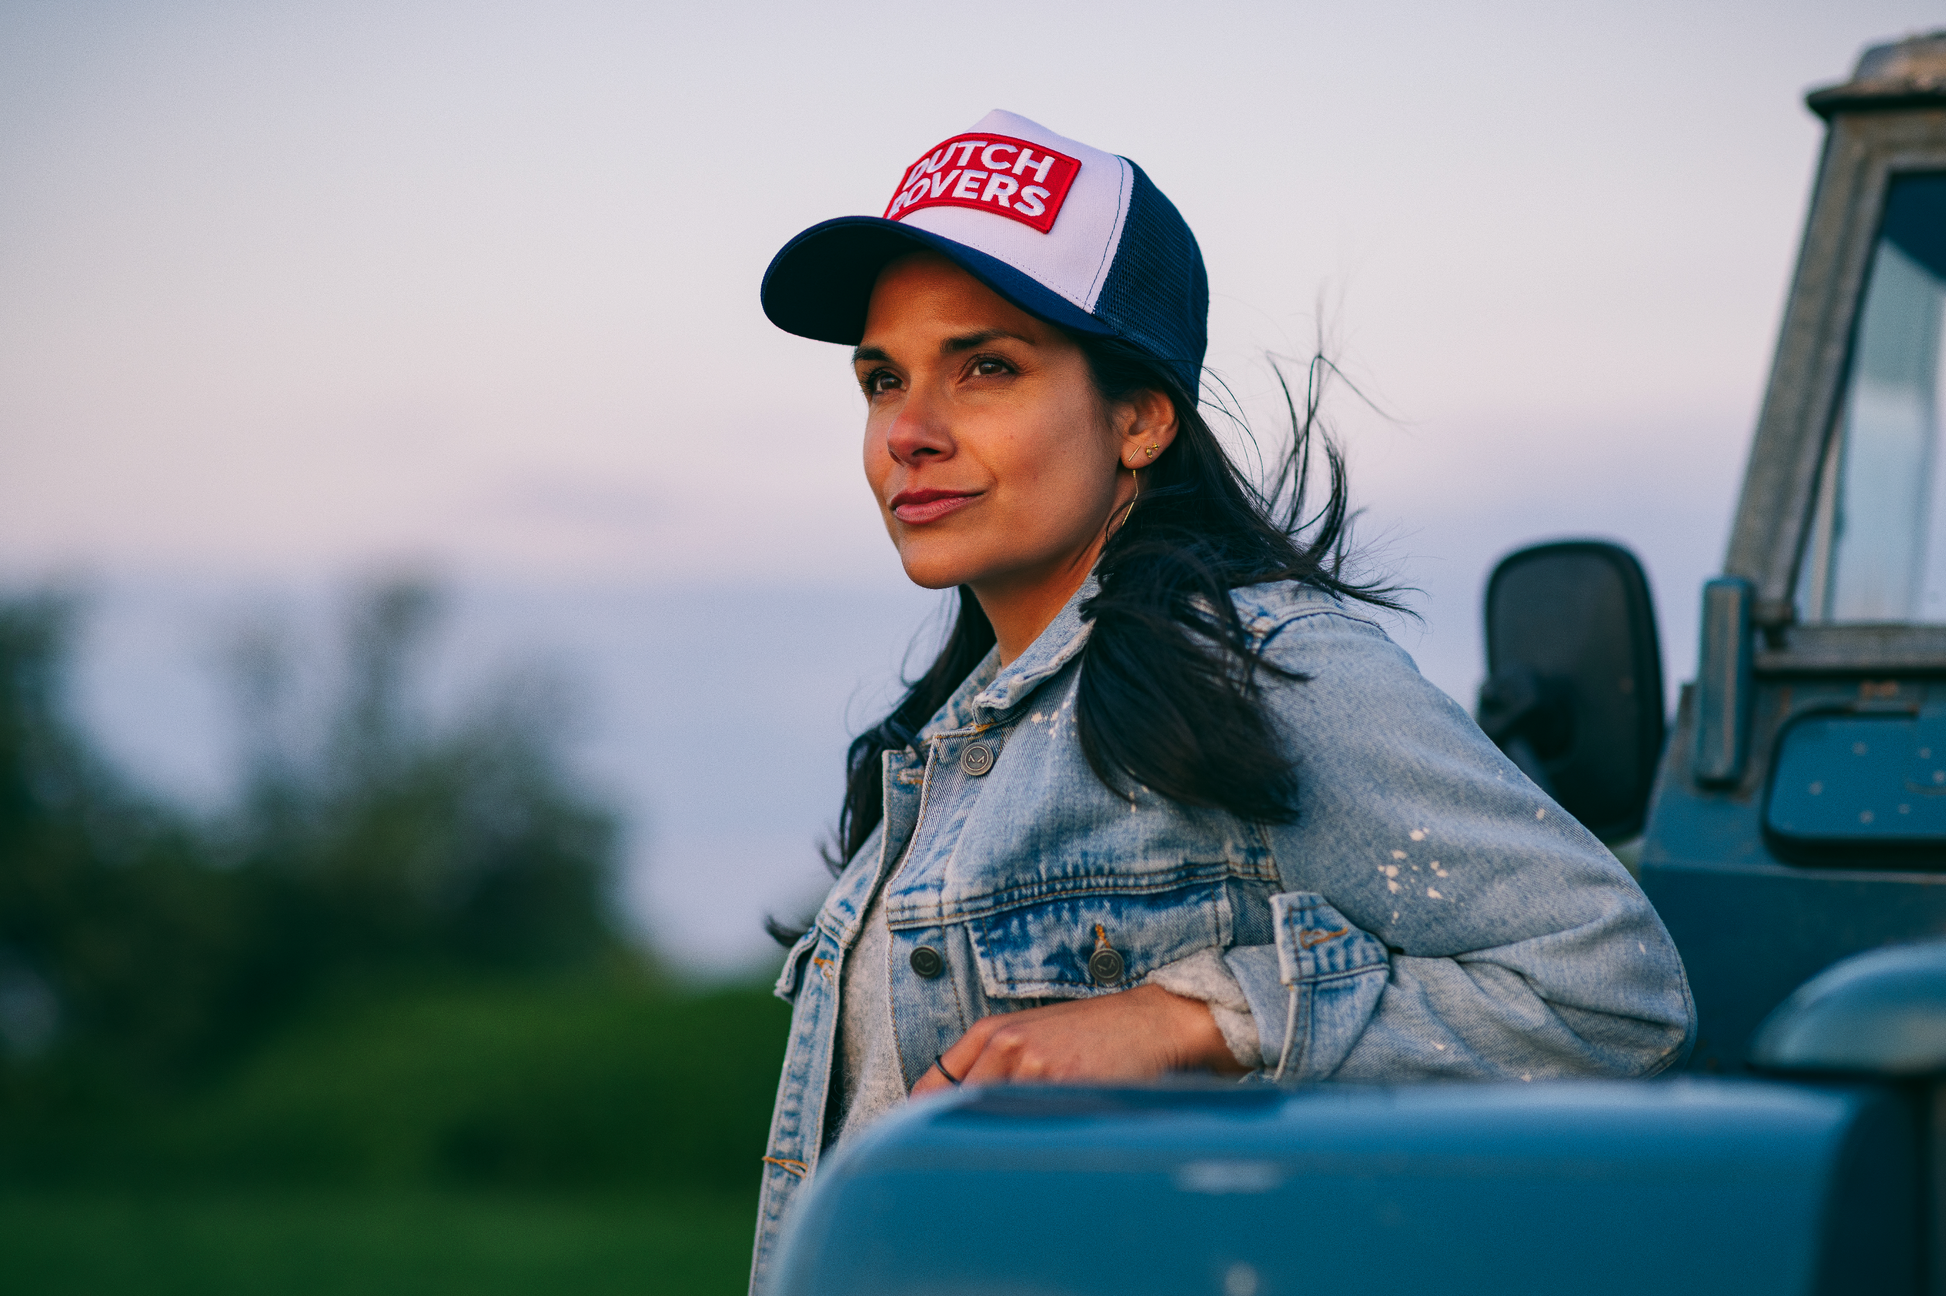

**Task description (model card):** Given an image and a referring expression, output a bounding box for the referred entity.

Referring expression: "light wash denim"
[749,579,1695,1291]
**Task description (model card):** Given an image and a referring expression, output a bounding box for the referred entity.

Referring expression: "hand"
[909,983,1245,1097]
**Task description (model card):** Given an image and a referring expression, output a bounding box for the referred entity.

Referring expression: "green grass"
[0,977,784,1292]
[0,1189,756,1296]
[149,977,791,1194]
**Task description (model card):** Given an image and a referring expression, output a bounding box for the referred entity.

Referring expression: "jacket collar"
[920,576,1098,738]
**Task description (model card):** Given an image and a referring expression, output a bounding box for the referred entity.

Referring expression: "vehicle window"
[1799,172,1946,623]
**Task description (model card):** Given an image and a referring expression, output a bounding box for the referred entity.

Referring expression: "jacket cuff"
[1266,891,1392,1080]
[1145,948,1260,1068]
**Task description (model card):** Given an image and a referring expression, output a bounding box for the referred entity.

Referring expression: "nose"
[884,377,953,468]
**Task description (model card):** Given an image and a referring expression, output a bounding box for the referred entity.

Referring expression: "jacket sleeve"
[1220,601,1694,1082]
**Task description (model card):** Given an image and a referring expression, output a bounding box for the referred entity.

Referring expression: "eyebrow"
[851,328,1035,366]
[941,328,1033,354]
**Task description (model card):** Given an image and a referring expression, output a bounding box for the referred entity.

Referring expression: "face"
[855,253,1170,601]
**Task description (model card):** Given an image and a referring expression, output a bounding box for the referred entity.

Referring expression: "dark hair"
[767,337,1398,945]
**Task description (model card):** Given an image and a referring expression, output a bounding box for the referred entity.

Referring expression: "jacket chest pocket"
[967,882,1230,1001]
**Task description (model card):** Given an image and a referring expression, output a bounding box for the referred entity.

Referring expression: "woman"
[750,111,1693,1287]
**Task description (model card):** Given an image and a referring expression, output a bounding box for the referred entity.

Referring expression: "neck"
[971,468,1140,666]
[973,536,1105,667]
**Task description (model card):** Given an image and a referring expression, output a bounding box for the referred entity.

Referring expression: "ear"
[1115,388,1180,471]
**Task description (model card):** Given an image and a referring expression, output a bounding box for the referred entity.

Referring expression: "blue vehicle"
[769,33,1946,1296]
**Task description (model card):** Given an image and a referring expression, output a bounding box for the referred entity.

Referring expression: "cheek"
[861,414,892,499]
[995,405,1118,511]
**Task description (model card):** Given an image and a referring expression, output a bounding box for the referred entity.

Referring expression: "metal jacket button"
[959,742,995,777]
[910,946,945,978]
[1088,946,1125,984]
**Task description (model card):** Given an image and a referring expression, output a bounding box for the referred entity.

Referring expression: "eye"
[861,368,901,396]
[969,355,1015,378]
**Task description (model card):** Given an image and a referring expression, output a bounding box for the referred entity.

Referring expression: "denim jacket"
[749,579,1694,1291]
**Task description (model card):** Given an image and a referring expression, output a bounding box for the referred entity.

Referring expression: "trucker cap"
[760,110,1208,396]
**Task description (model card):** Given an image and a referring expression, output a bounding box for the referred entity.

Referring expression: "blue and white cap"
[761,110,1208,395]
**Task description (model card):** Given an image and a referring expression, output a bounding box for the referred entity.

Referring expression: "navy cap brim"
[760,216,1114,348]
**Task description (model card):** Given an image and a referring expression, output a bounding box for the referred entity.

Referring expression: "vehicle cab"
[1640,33,1946,1072]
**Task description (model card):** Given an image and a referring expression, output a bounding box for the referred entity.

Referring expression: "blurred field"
[2,1190,755,1296]
[2,974,789,1293]
[2,976,788,1294]
[0,586,795,1292]
[152,979,789,1193]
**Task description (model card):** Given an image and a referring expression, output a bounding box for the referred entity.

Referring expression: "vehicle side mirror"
[1478,541,1666,841]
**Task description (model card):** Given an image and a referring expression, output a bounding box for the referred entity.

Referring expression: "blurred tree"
[226,579,622,976]
[0,580,625,1153]
[0,594,240,1083]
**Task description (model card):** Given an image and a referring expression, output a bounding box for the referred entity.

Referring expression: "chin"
[895,544,982,592]
[897,562,972,592]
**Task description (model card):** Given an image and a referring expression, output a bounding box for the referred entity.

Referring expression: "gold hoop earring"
[1113,466,1140,533]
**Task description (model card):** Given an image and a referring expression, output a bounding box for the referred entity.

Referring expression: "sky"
[3,0,1943,969]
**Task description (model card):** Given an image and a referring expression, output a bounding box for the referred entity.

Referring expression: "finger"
[935,1014,1003,1081]
[911,1018,997,1096]
[959,1021,1029,1085]
[909,1055,956,1096]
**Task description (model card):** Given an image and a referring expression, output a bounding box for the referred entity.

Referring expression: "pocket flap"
[969,883,1228,1000]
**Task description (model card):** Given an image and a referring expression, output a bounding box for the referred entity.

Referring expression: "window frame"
[1727,105,1946,675]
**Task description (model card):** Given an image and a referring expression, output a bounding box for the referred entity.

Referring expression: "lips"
[889,488,982,525]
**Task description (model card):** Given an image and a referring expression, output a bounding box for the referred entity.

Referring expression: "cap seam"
[1081,157,1133,313]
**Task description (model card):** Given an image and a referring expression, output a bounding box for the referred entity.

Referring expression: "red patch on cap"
[882,134,1081,234]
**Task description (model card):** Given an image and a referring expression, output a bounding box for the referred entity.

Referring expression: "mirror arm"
[1694,578,1756,787]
